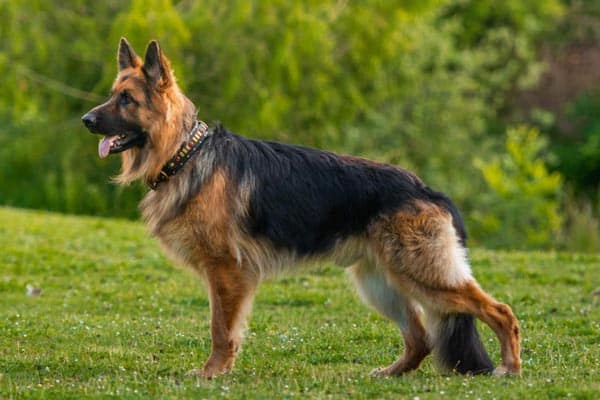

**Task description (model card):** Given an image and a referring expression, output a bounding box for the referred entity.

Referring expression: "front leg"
[196,262,258,378]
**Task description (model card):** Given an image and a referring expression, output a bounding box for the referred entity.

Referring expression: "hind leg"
[372,202,521,375]
[350,261,430,376]
[425,281,521,375]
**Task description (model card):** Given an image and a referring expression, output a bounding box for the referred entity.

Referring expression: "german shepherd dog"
[82,38,521,378]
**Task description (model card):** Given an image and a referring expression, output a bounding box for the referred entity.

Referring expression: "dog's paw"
[370,367,394,378]
[188,368,211,379]
[191,357,234,379]
[492,365,521,377]
[189,366,227,380]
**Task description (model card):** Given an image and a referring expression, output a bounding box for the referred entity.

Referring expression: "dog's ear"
[118,37,141,70]
[142,40,173,89]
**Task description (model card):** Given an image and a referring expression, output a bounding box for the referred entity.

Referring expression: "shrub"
[473,126,563,248]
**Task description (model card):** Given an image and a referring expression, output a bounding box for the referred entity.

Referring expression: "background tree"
[1,0,597,250]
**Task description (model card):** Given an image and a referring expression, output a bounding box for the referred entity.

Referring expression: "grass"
[0,206,598,399]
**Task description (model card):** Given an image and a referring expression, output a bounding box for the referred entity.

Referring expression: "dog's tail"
[428,312,494,374]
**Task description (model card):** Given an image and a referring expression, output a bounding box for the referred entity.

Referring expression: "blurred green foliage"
[474,127,563,248]
[0,0,597,250]
[555,90,600,194]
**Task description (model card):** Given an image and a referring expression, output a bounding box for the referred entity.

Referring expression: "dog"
[82,38,521,378]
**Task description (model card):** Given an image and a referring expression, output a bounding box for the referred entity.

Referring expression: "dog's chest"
[143,170,237,269]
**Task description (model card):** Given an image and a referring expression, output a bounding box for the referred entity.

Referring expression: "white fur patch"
[443,224,473,287]
[350,261,409,329]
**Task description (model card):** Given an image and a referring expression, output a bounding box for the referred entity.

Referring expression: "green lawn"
[0,206,598,399]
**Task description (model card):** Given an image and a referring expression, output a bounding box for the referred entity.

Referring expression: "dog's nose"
[81,112,96,129]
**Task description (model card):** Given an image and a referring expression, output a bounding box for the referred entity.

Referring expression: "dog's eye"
[119,91,133,107]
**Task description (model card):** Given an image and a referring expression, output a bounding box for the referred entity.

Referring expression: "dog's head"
[82,38,196,184]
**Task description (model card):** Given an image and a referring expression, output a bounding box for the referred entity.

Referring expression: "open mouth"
[98,132,146,158]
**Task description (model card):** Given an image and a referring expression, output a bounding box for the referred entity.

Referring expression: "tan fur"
[372,303,430,376]
[229,234,369,281]
[425,281,521,374]
[147,184,522,376]
[199,261,258,378]
[144,169,236,269]
[108,43,196,186]
[366,201,521,375]
[90,40,521,378]
[351,260,431,376]
[115,80,192,185]
[370,201,472,290]
[142,169,260,377]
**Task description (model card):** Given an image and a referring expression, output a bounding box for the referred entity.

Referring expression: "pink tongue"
[98,136,114,158]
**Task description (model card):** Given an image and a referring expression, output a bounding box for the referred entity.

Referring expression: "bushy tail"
[430,313,494,375]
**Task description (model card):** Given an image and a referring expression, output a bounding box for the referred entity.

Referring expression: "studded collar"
[147,120,209,190]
